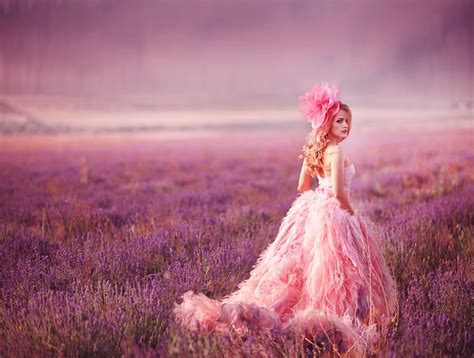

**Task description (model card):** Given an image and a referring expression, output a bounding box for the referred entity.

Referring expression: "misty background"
[0,0,472,135]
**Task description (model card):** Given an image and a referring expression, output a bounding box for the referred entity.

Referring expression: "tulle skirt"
[173,185,398,355]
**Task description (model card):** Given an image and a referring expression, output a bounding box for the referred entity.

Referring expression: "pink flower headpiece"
[298,82,341,129]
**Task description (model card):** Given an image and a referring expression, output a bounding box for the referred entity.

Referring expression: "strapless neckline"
[317,162,355,180]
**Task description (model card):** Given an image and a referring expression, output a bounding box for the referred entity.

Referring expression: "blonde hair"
[299,102,352,178]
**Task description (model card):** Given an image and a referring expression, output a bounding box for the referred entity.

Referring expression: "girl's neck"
[327,136,342,146]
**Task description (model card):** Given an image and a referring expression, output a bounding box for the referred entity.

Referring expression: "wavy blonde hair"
[299,101,352,178]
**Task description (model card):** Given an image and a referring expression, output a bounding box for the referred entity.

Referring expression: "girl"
[173,82,398,356]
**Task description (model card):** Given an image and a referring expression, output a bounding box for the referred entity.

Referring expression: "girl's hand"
[346,208,357,216]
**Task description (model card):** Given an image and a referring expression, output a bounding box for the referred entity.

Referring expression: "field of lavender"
[0,127,472,357]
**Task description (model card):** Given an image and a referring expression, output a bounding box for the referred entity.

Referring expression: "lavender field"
[0,127,472,357]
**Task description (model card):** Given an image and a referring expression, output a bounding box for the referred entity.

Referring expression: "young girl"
[173,82,398,356]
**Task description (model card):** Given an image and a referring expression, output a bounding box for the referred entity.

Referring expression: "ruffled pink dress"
[173,163,397,354]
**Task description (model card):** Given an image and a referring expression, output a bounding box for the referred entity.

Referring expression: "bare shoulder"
[324,143,343,155]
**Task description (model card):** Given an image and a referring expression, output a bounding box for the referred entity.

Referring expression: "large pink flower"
[298,82,341,129]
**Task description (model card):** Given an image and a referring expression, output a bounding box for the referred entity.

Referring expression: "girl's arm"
[297,157,313,193]
[329,146,355,215]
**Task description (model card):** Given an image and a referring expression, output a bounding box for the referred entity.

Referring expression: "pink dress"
[173,163,397,354]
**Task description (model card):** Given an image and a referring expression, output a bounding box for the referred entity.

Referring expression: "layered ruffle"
[173,186,397,354]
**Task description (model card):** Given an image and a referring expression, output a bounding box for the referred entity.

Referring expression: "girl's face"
[329,109,350,141]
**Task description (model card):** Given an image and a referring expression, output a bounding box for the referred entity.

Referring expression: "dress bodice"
[316,162,356,195]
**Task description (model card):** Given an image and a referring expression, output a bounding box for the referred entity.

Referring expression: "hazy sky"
[0,0,472,109]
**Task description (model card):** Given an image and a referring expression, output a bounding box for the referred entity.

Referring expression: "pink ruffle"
[173,186,397,354]
[299,82,341,129]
